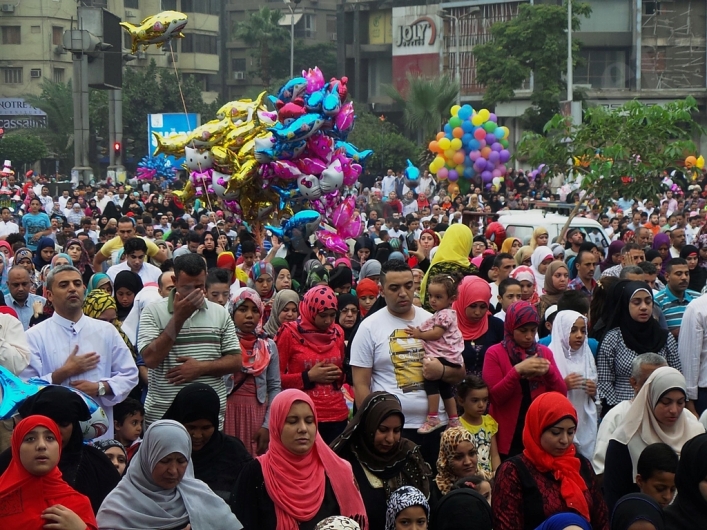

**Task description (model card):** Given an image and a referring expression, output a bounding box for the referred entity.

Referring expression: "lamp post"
[284,0,302,79]
[438,8,480,106]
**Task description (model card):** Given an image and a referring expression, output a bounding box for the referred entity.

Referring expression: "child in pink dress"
[406,273,464,433]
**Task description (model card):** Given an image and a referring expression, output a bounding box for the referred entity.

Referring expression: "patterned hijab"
[83,289,136,357]
[229,287,271,377]
[64,238,91,274]
[315,517,361,530]
[295,285,343,348]
[503,300,540,365]
[385,486,429,530]
[435,427,489,495]
[247,260,275,301]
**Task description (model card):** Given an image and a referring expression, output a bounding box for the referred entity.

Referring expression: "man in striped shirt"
[138,253,241,426]
[654,258,700,340]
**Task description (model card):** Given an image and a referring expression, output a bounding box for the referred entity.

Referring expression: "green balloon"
[483,121,497,133]
[449,117,462,128]
[500,139,509,148]
[457,179,471,194]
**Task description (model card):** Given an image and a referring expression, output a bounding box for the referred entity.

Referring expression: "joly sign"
[392,5,442,57]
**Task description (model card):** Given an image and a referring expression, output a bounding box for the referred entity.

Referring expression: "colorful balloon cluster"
[685,155,705,170]
[156,67,370,253]
[136,155,178,181]
[428,105,511,189]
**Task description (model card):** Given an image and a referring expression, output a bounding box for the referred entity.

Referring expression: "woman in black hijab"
[680,245,707,292]
[101,200,121,222]
[162,383,253,509]
[664,433,707,529]
[433,484,493,530]
[0,386,120,513]
[612,493,665,530]
[337,293,360,345]
[331,391,431,530]
[113,270,143,321]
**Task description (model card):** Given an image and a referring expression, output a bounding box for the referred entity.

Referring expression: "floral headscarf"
[229,287,271,377]
[435,427,489,495]
[315,517,361,530]
[247,261,275,301]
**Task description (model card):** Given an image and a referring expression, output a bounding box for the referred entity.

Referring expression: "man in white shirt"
[669,227,686,258]
[95,188,110,213]
[107,237,162,285]
[39,186,54,213]
[381,169,396,196]
[679,295,707,417]
[58,189,71,210]
[350,259,465,459]
[0,207,19,240]
[113,185,127,209]
[21,265,138,439]
[416,170,436,197]
[0,307,31,449]
[591,353,667,475]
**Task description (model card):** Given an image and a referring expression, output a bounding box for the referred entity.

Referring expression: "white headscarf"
[120,284,163,346]
[611,366,705,480]
[530,246,553,295]
[97,420,242,530]
[548,310,598,459]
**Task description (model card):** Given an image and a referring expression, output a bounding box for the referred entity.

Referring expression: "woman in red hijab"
[275,286,349,444]
[233,389,368,530]
[482,301,566,459]
[452,275,504,376]
[491,392,608,530]
[0,415,97,530]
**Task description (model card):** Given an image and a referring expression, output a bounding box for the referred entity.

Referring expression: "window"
[52,26,63,46]
[232,58,246,72]
[645,2,662,15]
[31,26,41,34]
[1,26,21,45]
[181,33,217,54]
[53,69,65,83]
[295,15,316,39]
[574,49,627,89]
[123,32,132,50]
[3,68,23,84]
[124,0,139,8]
[161,0,177,9]
[181,0,218,14]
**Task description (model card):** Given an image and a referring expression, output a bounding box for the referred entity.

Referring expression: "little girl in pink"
[407,273,464,433]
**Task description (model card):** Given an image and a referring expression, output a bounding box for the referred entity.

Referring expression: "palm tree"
[234,7,290,88]
[385,74,460,144]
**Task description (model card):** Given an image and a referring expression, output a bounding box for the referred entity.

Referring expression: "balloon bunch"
[120,10,188,54]
[685,155,705,181]
[315,196,363,254]
[428,105,511,189]
[136,155,178,181]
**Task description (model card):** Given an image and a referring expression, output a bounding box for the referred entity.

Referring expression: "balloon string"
[169,44,214,214]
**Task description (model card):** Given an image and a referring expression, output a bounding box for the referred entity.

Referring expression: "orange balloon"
[686,155,697,167]
[452,151,465,165]
[429,140,439,153]
[452,127,464,138]
[436,131,445,141]
[480,146,492,158]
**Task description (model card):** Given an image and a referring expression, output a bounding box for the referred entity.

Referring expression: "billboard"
[0,98,48,130]
[147,113,200,169]
[392,5,442,92]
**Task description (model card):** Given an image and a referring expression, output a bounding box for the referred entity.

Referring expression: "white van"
[497,211,611,252]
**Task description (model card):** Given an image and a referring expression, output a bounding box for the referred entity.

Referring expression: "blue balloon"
[0,366,39,419]
[334,141,374,166]
[463,167,474,178]
[403,159,420,186]
[276,76,307,103]
[461,120,474,133]
[458,105,473,120]
[467,139,481,151]
[270,114,325,142]
[462,133,473,145]
[443,124,452,134]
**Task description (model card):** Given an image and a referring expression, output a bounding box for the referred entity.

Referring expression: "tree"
[348,109,418,172]
[384,74,459,144]
[473,1,591,133]
[0,133,48,169]
[24,80,74,168]
[234,7,290,88]
[516,97,705,202]
[270,42,338,82]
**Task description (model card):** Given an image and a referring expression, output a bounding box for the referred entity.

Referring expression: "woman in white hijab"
[97,420,242,530]
[530,246,553,295]
[548,310,598,459]
[603,366,705,513]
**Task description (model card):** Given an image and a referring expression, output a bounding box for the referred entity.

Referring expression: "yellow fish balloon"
[120,11,188,54]
[151,131,191,157]
[187,118,232,148]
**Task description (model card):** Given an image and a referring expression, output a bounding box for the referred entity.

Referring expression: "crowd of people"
[2,165,707,530]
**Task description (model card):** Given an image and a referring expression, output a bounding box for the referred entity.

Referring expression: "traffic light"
[113,142,121,157]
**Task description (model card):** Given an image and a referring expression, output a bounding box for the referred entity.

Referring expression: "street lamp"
[284,0,302,79]
[438,7,480,106]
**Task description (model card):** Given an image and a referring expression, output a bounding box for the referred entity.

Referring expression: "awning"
[278,13,302,26]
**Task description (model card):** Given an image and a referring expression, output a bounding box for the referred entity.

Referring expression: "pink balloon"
[437,167,449,179]
[297,157,327,175]
[469,150,481,161]
[492,169,502,178]
[317,230,349,254]
[489,113,498,123]
[335,101,355,132]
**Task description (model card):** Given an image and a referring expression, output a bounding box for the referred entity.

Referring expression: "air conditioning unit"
[136,50,146,59]
[330,32,337,41]
[1,4,15,12]
[125,10,136,19]
[30,69,42,78]
[168,53,178,63]
[234,71,245,80]
[54,45,66,55]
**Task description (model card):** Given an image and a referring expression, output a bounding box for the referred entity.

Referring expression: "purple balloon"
[469,150,481,161]
[491,142,503,152]
[486,134,497,145]
[488,151,500,164]
[448,169,459,181]
[474,159,486,172]
[499,149,511,163]
[489,113,497,123]
[485,183,493,190]
[481,170,493,183]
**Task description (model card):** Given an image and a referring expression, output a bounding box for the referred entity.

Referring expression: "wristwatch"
[97,382,106,396]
